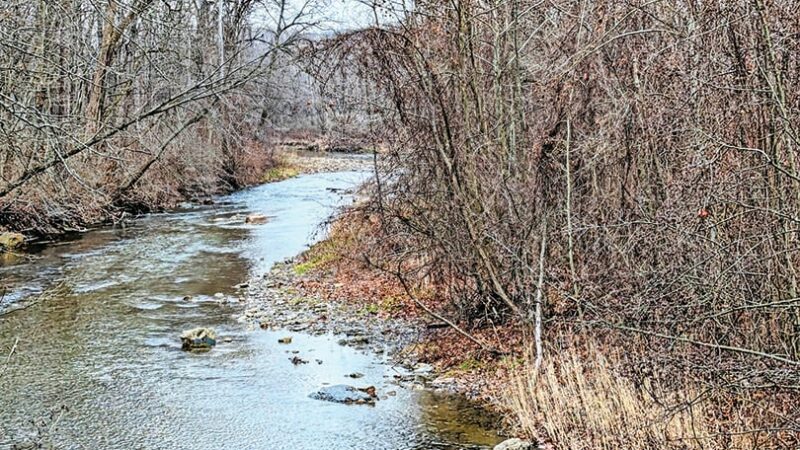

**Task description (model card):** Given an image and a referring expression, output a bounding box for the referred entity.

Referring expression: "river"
[0,171,501,450]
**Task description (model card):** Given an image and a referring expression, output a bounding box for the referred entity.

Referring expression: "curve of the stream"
[0,171,500,450]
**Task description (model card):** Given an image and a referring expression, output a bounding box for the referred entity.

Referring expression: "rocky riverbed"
[237,149,509,405]
[236,254,531,450]
[236,261,456,391]
[280,148,376,174]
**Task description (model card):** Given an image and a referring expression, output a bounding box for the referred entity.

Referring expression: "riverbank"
[0,146,373,251]
[235,149,527,443]
[238,151,800,449]
[0,151,272,249]
[239,149,506,397]
[239,254,518,406]
[265,208,800,450]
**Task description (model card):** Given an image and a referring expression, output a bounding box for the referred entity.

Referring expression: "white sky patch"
[320,0,376,30]
[252,0,378,35]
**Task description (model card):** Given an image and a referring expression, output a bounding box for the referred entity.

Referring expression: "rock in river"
[309,385,377,405]
[0,232,25,251]
[494,438,534,450]
[337,335,369,347]
[180,327,217,351]
[245,213,268,224]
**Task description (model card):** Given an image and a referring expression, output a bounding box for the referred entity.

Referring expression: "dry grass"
[510,346,753,450]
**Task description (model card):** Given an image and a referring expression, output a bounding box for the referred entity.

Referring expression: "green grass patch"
[379,295,405,314]
[289,296,315,306]
[292,232,350,275]
[457,357,486,372]
[363,303,379,315]
[262,165,300,183]
[499,355,525,370]
[294,261,316,276]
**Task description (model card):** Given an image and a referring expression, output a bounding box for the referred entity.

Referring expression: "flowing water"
[0,171,502,450]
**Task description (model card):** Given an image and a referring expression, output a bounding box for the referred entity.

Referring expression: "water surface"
[0,172,501,450]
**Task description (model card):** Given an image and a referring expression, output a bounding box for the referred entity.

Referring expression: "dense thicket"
[321,0,799,445]
[0,0,312,234]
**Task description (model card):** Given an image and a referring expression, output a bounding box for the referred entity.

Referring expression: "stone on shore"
[337,335,369,347]
[180,327,217,351]
[289,356,308,365]
[413,363,434,376]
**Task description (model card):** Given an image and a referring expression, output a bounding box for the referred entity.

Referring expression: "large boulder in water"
[0,232,25,251]
[309,385,377,405]
[180,327,217,351]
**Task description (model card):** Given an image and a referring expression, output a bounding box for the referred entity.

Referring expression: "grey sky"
[253,0,407,36]
[318,0,375,30]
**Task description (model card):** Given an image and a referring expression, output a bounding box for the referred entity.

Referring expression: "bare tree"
[0,0,320,234]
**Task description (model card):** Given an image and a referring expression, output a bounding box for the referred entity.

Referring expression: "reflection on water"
[0,172,501,449]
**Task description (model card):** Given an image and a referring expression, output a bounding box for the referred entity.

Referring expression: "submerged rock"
[494,438,534,450]
[309,385,377,405]
[245,213,268,224]
[180,327,217,351]
[337,335,369,347]
[0,232,25,251]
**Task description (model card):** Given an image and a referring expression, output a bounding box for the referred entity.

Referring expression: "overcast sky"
[251,0,375,34]
[319,0,376,30]
[255,0,408,34]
